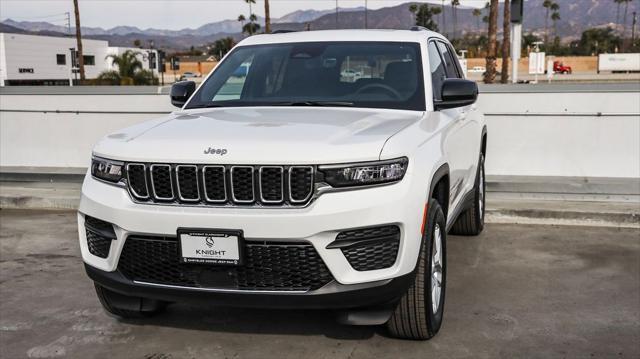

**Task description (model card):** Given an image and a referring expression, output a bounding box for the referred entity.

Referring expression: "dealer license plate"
[178,229,243,265]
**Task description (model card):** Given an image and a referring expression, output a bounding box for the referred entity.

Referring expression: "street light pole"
[336,0,339,29]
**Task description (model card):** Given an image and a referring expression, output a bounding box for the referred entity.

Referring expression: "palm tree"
[621,0,632,38]
[483,0,498,84]
[472,8,482,32]
[551,11,561,39]
[543,0,553,48]
[264,0,271,33]
[107,50,143,78]
[501,0,510,83]
[237,14,246,31]
[451,0,460,39]
[245,0,256,30]
[243,14,261,35]
[615,0,623,27]
[98,50,155,85]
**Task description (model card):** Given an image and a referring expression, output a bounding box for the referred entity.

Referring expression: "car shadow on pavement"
[119,304,383,340]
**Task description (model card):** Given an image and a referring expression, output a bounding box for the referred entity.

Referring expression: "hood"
[93,107,423,164]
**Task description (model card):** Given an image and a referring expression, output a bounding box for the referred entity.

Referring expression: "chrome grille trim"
[202,165,227,203]
[230,166,255,204]
[126,163,149,199]
[289,166,314,204]
[175,165,200,202]
[259,166,284,204]
[149,164,175,201]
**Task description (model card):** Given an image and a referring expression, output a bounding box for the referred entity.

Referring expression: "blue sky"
[1,0,488,30]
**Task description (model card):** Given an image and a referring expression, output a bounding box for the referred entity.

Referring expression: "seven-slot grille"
[126,164,314,207]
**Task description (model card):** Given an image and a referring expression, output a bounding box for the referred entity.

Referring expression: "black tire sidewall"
[474,153,485,231]
[424,198,447,334]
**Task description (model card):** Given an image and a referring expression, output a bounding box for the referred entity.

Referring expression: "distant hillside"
[2,0,637,51]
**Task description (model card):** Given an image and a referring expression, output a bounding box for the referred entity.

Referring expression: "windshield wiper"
[273,101,354,107]
[186,103,226,109]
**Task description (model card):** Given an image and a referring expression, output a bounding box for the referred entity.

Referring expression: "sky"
[0,0,488,30]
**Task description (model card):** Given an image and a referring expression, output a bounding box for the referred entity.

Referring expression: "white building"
[0,33,159,86]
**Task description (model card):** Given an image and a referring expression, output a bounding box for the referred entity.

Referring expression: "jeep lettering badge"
[204,147,228,155]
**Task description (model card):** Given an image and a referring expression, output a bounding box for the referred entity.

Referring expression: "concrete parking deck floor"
[0,210,638,359]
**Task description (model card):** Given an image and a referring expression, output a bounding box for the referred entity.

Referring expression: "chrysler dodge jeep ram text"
[79,28,487,340]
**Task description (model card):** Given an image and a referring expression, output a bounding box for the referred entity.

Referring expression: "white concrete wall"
[1,86,639,179]
[477,91,640,178]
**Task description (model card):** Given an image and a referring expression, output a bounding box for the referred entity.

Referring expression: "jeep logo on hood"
[204,147,228,155]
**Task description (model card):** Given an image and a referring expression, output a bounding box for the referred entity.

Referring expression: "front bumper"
[86,263,414,309]
[79,168,425,296]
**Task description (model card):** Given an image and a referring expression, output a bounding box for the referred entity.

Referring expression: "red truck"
[553,61,572,74]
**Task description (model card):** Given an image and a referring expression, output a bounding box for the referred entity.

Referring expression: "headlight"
[91,157,124,183]
[319,157,408,187]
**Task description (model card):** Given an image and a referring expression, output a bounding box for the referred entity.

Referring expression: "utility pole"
[442,0,446,36]
[73,0,85,82]
[364,0,368,29]
[336,0,339,29]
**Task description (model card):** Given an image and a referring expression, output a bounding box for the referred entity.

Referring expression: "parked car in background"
[468,66,486,73]
[80,28,487,341]
[553,61,572,74]
[179,71,200,81]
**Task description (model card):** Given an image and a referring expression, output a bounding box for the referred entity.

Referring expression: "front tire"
[450,153,485,236]
[94,283,167,319]
[387,198,446,340]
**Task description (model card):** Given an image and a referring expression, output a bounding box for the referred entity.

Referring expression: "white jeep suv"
[79,29,487,340]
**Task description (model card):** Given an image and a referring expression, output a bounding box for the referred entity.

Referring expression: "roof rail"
[272,29,297,34]
[410,26,428,31]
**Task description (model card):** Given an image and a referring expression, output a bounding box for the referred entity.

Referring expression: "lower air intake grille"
[337,225,401,271]
[118,235,334,291]
[84,216,115,258]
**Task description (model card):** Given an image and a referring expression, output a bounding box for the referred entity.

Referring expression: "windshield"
[186,41,425,111]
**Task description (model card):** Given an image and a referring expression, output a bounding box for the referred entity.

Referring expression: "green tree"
[209,37,237,60]
[97,50,157,85]
[412,4,441,32]
[133,39,142,48]
[578,27,621,55]
[409,3,419,24]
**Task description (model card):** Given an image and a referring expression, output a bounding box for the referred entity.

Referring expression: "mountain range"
[1,0,637,51]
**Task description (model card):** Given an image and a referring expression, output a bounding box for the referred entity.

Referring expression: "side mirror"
[435,78,478,110]
[170,81,196,108]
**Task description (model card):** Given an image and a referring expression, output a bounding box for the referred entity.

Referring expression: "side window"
[436,42,461,78]
[428,42,446,101]
[212,57,253,101]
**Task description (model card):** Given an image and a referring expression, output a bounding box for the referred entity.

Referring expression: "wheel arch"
[481,125,488,156]
[429,163,450,219]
